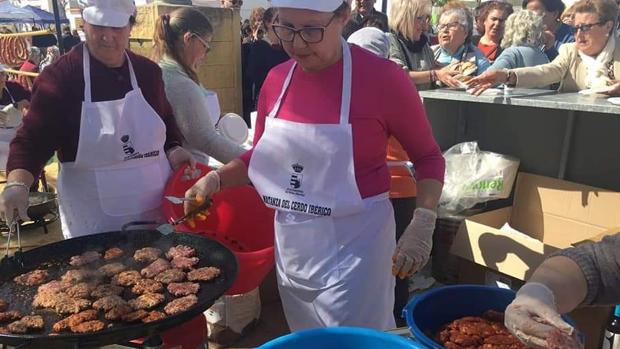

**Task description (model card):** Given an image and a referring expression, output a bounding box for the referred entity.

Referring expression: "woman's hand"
[166,146,196,172]
[467,70,509,96]
[542,30,556,51]
[435,67,461,88]
[604,80,620,96]
[392,208,437,279]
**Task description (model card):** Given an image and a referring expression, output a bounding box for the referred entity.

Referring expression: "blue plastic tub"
[258,327,427,349]
[403,285,577,349]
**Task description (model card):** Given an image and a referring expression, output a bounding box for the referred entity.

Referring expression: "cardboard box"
[450,172,620,349]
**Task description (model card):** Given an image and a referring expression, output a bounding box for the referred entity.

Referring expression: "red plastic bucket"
[163,163,275,295]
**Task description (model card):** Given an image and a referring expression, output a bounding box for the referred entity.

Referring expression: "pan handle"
[121,221,159,232]
[12,340,32,349]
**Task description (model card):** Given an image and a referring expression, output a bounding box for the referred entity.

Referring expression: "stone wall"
[130,4,243,115]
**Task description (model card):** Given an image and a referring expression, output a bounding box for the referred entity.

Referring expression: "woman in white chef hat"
[184,0,446,331]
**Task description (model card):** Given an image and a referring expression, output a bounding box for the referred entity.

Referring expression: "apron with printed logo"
[57,47,172,239]
[248,39,396,331]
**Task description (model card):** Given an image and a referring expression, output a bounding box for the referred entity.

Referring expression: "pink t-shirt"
[241,45,445,199]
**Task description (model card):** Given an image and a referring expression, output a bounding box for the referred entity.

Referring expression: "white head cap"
[347,27,389,58]
[269,0,350,12]
[79,0,136,28]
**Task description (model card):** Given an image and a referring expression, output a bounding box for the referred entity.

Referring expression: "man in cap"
[1,0,194,238]
[342,0,389,38]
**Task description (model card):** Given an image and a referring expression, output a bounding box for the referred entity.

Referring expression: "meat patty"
[61,269,103,284]
[104,247,124,260]
[154,268,186,284]
[167,282,200,297]
[54,295,91,315]
[187,267,220,282]
[38,280,71,294]
[141,258,170,278]
[111,270,142,287]
[105,304,133,321]
[129,293,165,310]
[66,282,97,299]
[14,269,48,286]
[134,247,162,263]
[0,327,8,334]
[52,309,98,332]
[69,251,101,267]
[142,311,166,323]
[70,320,106,333]
[132,279,163,295]
[546,329,582,349]
[0,299,7,312]
[8,315,44,333]
[122,309,148,323]
[0,311,22,323]
[91,284,124,299]
[98,262,128,277]
[33,290,58,308]
[93,295,128,312]
[171,256,199,270]
[164,294,198,315]
[166,245,195,260]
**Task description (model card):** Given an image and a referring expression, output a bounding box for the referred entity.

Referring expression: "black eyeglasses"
[272,14,337,44]
[570,21,605,34]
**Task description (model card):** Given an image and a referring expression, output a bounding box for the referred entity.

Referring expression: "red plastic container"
[163,163,275,295]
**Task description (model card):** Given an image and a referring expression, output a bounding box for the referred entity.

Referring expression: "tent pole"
[51,0,64,54]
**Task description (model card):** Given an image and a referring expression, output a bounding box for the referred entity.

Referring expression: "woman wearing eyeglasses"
[155,8,244,166]
[469,0,620,96]
[387,0,461,88]
[183,0,445,331]
[432,4,491,77]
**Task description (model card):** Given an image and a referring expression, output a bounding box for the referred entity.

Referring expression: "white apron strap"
[83,46,139,103]
[267,39,353,126]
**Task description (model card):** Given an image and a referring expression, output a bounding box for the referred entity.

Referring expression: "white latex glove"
[166,146,196,172]
[0,183,30,225]
[184,171,221,211]
[505,282,575,348]
[392,208,437,279]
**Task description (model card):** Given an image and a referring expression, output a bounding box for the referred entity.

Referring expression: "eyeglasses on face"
[438,22,463,31]
[272,14,336,44]
[570,21,605,33]
[192,33,211,52]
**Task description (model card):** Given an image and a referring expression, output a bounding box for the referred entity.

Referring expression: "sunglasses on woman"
[272,14,336,44]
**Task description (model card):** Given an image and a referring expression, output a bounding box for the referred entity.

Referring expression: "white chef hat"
[269,0,351,12]
[347,27,390,58]
[79,0,137,28]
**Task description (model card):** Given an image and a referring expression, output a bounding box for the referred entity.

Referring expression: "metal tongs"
[171,197,213,226]
[3,215,24,267]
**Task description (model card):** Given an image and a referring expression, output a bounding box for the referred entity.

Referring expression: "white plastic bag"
[205,287,261,346]
[439,142,520,216]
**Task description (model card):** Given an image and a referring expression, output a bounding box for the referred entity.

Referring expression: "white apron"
[248,39,396,331]
[57,47,172,239]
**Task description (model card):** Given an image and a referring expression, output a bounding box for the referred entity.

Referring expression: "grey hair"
[501,10,545,48]
[439,7,473,41]
[28,46,41,60]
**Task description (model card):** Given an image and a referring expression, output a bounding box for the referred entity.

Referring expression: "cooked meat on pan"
[167,282,200,297]
[166,245,195,260]
[154,268,186,284]
[38,280,71,294]
[69,251,101,267]
[132,279,163,295]
[52,309,98,332]
[142,310,166,323]
[98,262,128,277]
[66,282,97,299]
[0,311,22,323]
[61,269,103,284]
[14,269,48,286]
[187,267,220,282]
[111,270,142,287]
[8,315,44,334]
[0,327,8,334]
[171,256,199,270]
[91,284,124,299]
[54,295,91,315]
[105,304,134,321]
[70,320,106,333]
[104,247,124,260]
[164,294,198,315]
[134,247,162,263]
[33,290,58,308]
[121,309,148,323]
[0,299,7,312]
[140,258,170,278]
[128,293,165,310]
[93,295,128,312]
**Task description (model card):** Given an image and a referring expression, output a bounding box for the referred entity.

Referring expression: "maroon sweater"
[8,44,183,176]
